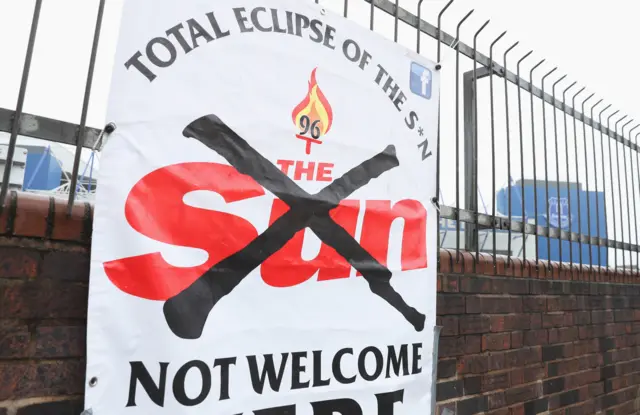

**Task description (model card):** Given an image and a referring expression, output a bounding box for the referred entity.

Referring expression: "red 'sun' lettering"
[358,200,428,274]
[261,199,360,287]
[103,162,263,301]
[104,163,429,299]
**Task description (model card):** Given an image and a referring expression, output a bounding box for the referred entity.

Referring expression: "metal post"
[463,67,491,253]
[454,10,474,267]
[430,326,443,415]
[67,0,106,213]
[463,71,476,253]
[0,0,43,208]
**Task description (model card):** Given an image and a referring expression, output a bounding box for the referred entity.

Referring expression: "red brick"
[440,275,459,292]
[483,333,511,351]
[566,368,601,389]
[0,363,30,401]
[524,329,548,346]
[523,296,546,312]
[0,279,88,319]
[34,326,86,358]
[511,331,524,348]
[488,353,506,371]
[437,316,458,336]
[547,360,577,377]
[0,361,82,400]
[12,194,49,238]
[588,381,605,397]
[490,315,507,332]
[20,360,84,399]
[467,296,522,314]
[438,359,457,379]
[439,335,481,357]
[548,327,579,343]
[505,383,540,405]
[457,355,489,374]
[437,294,465,315]
[542,313,566,328]
[460,275,491,293]
[586,296,605,309]
[547,296,577,311]
[459,315,490,334]
[40,251,89,282]
[573,339,599,356]
[0,321,30,358]
[496,279,529,295]
[490,315,530,332]
[505,347,542,367]
[614,310,636,322]
[0,248,40,279]
[573,310,591,325]
[439,251,452,274]
[530,313,542,329]
[483,373,510,392]
[487,391,506,410]
[50,197,87,242]
[465,335,482,354]
[592,310,614,324]
[510,366,545,386]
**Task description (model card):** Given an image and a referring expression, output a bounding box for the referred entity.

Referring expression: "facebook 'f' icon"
[410,62,433,100]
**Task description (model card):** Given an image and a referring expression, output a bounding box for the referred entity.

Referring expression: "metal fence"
[3,0,639,276]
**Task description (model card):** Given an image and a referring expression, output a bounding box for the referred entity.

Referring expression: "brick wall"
[1,192,640,414]
[436,252,640,414]
[0,193,90,414]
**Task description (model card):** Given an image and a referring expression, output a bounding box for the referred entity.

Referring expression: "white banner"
[86,0,440,413]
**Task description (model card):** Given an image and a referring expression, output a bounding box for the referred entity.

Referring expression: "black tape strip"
[163,114,425,339]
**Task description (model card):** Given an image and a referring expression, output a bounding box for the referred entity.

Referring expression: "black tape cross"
[163,114,426,339]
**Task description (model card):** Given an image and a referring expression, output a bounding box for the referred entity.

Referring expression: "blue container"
[496,180,607,266]
[23,147,63,191]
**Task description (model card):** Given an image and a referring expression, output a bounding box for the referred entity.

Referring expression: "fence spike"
[503,41,519,267]
[454,8,475,269]
[570,87,585,271]
[633,129,640,278]
[436,0,454,62]
[529,59,545,272]
[0,0,43,210]
[606,110,621,273]
[597,105,613,275]
[67,0,107,214]
[488,30,506,275]
[589,99,604,277]
[615,115,630,278]
[560,82,577,273]
[541,67,558,271]
[580,94,596,271]
[621,118,635,281]
[434,0,453,274]
[470,19,490,271]
[516,50,533,269]
[393,0,399,41]
[416,0,425,52]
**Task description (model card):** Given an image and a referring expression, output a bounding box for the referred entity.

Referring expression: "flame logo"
[292,68,333,154]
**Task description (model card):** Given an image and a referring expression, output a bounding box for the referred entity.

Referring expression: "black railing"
[2,0,638,276]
